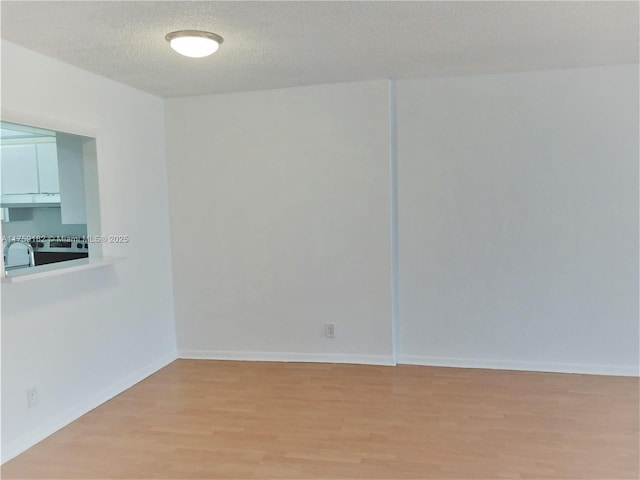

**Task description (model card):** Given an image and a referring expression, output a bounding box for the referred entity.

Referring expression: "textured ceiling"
[1,1,638,98]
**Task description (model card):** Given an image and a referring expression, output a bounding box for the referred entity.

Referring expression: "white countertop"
[2,256,123,283]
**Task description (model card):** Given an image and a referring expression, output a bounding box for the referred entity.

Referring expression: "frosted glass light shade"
[166,31,223,58]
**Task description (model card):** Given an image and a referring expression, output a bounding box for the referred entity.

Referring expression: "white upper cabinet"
[1,144,40,194]
[0,141,61,198]
[36,142,60,193]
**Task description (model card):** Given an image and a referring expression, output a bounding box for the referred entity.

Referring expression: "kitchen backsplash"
[1,207,87,238]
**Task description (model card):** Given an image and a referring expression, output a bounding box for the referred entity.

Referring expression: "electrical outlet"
[26,387,38,408]
[324,323,335,338]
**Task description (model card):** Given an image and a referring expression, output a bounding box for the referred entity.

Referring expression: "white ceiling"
[1,1,638,98]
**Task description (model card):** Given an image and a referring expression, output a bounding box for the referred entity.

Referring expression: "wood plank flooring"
[2,360,638,479]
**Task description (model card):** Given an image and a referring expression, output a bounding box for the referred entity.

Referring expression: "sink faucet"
[3,240,35,268]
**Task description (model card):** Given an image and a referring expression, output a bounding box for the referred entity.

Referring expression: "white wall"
[396,65,639,375]
[0,41,177,462]
[165,81,394,364]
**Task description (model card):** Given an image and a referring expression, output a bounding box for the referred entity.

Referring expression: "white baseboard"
[179,350,638,376]
[1,353,176,464]
[398,355,640,377]
[178,350,396,366]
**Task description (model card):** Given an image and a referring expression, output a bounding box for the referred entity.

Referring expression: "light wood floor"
[2,360,638,479]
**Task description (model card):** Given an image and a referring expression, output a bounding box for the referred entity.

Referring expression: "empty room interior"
[0,1,638,479]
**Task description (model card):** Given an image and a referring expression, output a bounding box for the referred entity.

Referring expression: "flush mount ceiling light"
[165,30,224,58]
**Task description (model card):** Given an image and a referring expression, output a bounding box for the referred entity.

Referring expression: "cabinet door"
[1,144,39,194]
[36,142,60,193]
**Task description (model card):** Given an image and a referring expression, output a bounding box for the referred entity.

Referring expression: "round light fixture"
[165,30,223,58]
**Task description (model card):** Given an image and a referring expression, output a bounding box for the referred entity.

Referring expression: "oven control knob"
[77,243,82,249]
[37,242,45,248]
[84,243,89,249]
